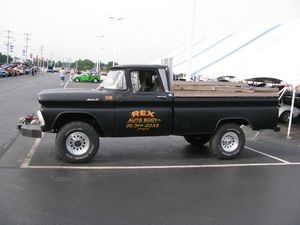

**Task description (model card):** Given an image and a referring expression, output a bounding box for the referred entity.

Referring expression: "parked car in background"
[73,71,100,83]
[174,73,188,81]
[282,90,300,108]
[278,103,300,123]
[47,66,54,73]
[0,67,9,77]
[100,72,107,81]
[276,89,300,123]
[47,66,59,73]
[12,66,24,76]
[24,67,31,74]
[5,64,18,76]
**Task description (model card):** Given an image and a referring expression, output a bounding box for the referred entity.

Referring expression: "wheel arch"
[52,112,104,136]
[214,118,252,132]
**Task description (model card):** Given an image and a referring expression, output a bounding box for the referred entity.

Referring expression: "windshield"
[99,70,127,90]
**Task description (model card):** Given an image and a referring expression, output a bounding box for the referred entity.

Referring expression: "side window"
[130,70,164,93]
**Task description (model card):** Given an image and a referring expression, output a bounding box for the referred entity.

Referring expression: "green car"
[73,71,100,83]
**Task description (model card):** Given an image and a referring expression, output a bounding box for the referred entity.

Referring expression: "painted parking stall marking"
[245,146,291,163]
[20,135,43,168]
[21,162,300,170]
[20,135,298,169]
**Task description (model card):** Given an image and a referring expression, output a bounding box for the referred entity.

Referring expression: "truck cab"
[99,65,173,137]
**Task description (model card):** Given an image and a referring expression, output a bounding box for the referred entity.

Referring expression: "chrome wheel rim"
[66,132,90,155]
[221,132,239,153]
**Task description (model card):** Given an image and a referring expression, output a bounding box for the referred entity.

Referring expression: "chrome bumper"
[17,111,43,138]
[17,124,42,138]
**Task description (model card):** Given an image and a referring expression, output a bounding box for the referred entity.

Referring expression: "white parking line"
[22,162,300,170]
[245,146,291,163]
[20,137,42,168]
[63,76,71,89]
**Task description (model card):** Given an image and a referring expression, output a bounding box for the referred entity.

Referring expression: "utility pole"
[24,33,31,61]
[50,51,54,66]
[40,45,43,68]
[4,30,13,64]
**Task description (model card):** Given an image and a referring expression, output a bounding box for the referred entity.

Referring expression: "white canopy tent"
[191,19,300,85]
[167,18,300,138]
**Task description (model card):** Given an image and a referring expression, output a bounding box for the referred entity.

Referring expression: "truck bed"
[172,81,278,97]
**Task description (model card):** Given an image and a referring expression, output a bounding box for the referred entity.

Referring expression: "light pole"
[94,35,104,73]
[187,0,197,80]
[24,33,31,61]
[108,17,124,66]
[97,48,104,73]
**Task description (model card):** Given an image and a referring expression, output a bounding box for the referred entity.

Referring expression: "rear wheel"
[184,135,210,146]
[280,111,290,123]
[55,121,99,163]
[210,123,245,159]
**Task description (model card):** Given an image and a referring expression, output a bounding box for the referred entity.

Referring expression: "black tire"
[74,78,80,82]
[280,111,290,123]
[55,121,99,163]
[92,78,99,83]
[184,135,210,146]
[209,123,245,160]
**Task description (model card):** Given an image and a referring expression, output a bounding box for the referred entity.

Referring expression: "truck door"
[116,69,172,137]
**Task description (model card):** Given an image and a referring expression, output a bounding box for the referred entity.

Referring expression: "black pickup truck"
[18,65,279,163]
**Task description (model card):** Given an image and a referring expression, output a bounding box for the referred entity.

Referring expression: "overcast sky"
[0,0,299,64]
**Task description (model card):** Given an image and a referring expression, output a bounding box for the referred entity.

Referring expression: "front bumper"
[17,124,42,138]
[17,111,43,138]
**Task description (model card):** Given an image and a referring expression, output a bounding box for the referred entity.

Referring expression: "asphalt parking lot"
[1,73,300,225]
[16,130,300,169]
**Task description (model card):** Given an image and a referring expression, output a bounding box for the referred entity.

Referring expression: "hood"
[38,88,103,107]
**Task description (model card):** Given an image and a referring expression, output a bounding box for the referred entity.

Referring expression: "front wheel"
[55,121,99,163]
[210,123,245,159]
[92,78,99,83]
[74,78,80,82]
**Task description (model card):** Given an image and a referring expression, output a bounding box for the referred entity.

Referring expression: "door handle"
[156,95,167,99]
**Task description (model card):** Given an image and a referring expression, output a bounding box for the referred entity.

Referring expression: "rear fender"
[215,118,252,132]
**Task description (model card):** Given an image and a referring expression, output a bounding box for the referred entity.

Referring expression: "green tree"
[56,61,63,67]
[0,52,13,64]
[76,59,95,70]
[71,59,119,72]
